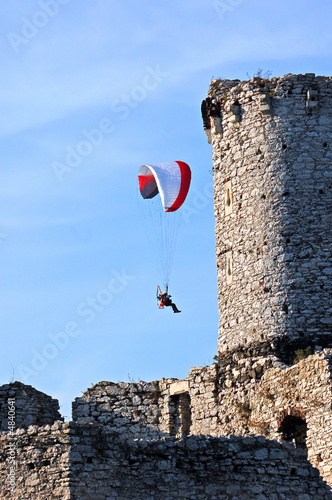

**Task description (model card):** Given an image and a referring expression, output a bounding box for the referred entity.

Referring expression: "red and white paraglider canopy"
[138,161,191,212]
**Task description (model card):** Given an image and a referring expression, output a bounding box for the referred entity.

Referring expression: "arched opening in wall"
[169,392,192,436]
[278,409,307,454]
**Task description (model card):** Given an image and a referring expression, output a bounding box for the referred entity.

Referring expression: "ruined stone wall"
[185,350,332,488]
[202,73,332,352]
[0,381,63,432]
[72,380,164,438]
[1,373,332,498]
[185,363,219,435]
[0,421,71,499]
[250,350,332,486]
[1,420,331,499]
[69,431,332,500]
[70,351,332,489]
[72,378,196,439]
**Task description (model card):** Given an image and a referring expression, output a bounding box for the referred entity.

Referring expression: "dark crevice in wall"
[278,415,308,454]
[169,393,192,436]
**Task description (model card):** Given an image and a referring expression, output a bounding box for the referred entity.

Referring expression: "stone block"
[260,103,272,115]
[169,381,189,395]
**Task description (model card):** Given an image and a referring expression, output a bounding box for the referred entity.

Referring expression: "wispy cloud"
[2,1,331,139]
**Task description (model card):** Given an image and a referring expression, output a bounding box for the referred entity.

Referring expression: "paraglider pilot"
[158,289,181,313]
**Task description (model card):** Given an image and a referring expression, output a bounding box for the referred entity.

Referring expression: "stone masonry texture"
[0,381,63,432]
[202,73,332,353]
[1,380,332,499]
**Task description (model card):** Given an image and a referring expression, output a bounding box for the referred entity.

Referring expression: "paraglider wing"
[138,160,191,289]
[138,161,191,212]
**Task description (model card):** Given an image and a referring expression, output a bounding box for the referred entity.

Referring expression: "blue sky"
[1,0,331,420]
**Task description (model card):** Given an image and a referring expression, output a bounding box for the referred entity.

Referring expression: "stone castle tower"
[1,73,332,499]
[202,72,332,354]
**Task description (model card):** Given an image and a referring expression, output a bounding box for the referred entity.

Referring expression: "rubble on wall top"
[80,379,160,399]
[208,73,332,99]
